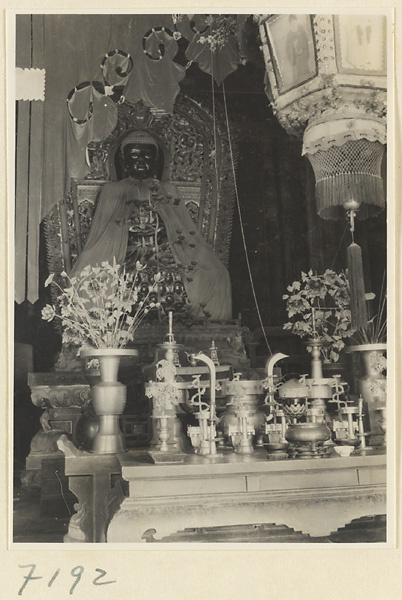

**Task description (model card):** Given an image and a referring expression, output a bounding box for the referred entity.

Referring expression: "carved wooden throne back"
[44,95,236,290]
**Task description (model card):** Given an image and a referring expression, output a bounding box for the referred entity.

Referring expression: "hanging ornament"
[258,14,387,329]
[345,202,368,329]
[258,14,387,210]
[303,119,386,221]
[142,26,175,60]
[100,49,133,96]
[66,81,97,124]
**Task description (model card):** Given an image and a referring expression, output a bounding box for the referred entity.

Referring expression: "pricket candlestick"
[145,312,186,463]
[262,353,290,459]
[187,352,221,458]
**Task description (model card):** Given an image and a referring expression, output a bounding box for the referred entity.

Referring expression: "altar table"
[106,449,386,542]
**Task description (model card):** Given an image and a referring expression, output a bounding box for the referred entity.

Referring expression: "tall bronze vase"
[81,348,138,454]
[348,343,386,446]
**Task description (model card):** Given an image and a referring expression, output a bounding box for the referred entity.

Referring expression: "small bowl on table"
[333,445,354,458]
[264,442,289,459]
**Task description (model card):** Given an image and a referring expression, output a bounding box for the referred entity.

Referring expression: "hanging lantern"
[303,121,386,221]
[258,13,387,329]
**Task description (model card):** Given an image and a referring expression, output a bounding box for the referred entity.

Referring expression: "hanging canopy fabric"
[122,25,185,110]
[302,118,387,156]
[19,13,243,223]
[66,84,118,180]
[40,14,187,221]
[176,15,241,85]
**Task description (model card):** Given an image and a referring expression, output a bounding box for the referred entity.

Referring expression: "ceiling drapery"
[175,15,241,85]
[40,14,189,220]
[15,13,242,303]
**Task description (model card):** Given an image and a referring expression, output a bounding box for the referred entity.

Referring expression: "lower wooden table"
[107,448,386,543]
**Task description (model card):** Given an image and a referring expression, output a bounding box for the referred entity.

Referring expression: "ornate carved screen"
[44,95,237,285]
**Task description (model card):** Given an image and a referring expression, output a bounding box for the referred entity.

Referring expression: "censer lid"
[278,378,309,399]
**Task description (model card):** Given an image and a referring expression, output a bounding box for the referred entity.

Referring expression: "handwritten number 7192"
[18,564,116,595]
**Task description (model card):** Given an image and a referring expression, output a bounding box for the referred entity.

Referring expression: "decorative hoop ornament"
[101,49,133,86]
[142,27,174,61]
[189,16,210,35]
[66,81,104,124]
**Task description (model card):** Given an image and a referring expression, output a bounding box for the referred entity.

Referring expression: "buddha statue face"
[123,143,158,180]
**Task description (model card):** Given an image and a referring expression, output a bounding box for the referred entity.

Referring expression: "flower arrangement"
[41,260,161,350]
[172,14,239,51]
[350,276,387,345]
[198,15,238,51]
[283,269,353,362]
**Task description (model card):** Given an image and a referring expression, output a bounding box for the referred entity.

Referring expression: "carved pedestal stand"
[23,372,91,488]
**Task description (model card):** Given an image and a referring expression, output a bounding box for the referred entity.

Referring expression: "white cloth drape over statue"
[70,178,232,322]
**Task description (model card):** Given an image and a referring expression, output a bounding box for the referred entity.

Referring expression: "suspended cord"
[221,81,272,355]
[54,469,72,516]
[210,53,220,231]
[330,223,349,270]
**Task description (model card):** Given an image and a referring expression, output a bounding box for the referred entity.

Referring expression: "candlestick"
[358,396,367,449]
[168,311,173,336]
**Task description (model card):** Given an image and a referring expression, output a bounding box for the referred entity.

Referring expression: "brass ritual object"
[143,317,369,462]
[330,394,368,451]
[145,312,186,463]
[186,352,221,457]
[263,338,369,459]
[221,378,267,454]
[261,353,291,459]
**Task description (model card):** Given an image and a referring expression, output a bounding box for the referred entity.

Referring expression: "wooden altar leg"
[57,435,123,543]
[65,472,124,543]
[64,475,92,543]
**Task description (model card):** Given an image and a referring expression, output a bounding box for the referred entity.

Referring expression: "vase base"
[92,434,126,454]
[149,450,186,464]
[288,444,331,459]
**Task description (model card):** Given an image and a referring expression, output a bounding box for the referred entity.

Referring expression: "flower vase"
[348,344,386,402]
[348,344,386,447]
[81,348,138,454]
[361,347,386,403]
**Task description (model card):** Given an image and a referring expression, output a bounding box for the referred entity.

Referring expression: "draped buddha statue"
[70,130,232,321]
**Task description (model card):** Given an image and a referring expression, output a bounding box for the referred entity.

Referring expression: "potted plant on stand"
[41,259,161,454]
[283,269,354,371]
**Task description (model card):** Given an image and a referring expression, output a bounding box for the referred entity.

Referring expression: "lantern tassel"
[347,242,368,330]
[314,172,385,220]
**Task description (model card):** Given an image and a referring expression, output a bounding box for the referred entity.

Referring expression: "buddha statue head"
[118,130,163,180]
